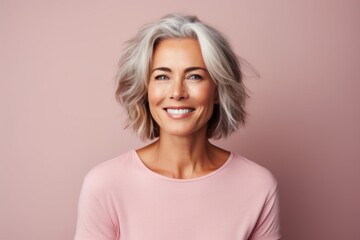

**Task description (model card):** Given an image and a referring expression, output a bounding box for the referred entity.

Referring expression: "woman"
[75,14,281,240]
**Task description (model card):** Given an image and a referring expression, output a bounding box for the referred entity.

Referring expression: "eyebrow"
[151,67,208,73]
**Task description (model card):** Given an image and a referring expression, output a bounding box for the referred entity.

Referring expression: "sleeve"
[74,170,118,240]
[249,181,281,240]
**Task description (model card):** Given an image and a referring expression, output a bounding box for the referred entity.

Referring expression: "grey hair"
[115,13,248,140]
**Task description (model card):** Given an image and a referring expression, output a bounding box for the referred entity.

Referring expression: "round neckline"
[132,150,233,183]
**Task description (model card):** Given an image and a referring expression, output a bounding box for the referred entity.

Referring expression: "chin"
[159,125,207,138]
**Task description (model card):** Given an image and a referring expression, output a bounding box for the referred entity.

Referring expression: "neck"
[137,127,229,179]
[156,131,211,166]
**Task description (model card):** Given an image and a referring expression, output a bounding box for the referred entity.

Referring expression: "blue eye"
[154,75,168,80]
[188,74,202,80]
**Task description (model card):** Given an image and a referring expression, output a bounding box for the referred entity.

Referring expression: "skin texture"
[137,38,229,179]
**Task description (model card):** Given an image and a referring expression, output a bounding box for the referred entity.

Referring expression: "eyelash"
[187,74,203,80]
[154,74,203,80]
[154,75,168,80]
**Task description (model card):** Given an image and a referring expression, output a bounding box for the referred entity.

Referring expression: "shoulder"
[229,153,278,193]
[81,150,135,192]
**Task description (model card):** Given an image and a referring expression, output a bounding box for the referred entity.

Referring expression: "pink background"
[1,0,359,239]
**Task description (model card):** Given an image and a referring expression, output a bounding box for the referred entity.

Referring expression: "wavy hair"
[115,14,248,140]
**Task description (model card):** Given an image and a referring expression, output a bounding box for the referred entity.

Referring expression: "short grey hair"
[115,13,247,140]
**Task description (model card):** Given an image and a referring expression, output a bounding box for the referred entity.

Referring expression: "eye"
[154,75,169,80]
[187,74,203,80]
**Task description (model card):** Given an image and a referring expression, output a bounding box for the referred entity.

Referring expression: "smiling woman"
[74,14,281,240]
[148,38,217,138]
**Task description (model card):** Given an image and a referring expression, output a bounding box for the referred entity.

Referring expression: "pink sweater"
[75,150,281,240]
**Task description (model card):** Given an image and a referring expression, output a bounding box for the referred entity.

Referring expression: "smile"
[165,108,195,115]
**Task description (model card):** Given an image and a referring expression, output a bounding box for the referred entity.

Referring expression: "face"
[148,38,218,138]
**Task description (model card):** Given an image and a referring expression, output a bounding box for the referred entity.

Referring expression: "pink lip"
[163,106,195,110]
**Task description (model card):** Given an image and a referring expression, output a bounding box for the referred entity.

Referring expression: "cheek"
[191,84,217,105]
[147,85,160,122]
[147,83,161,105]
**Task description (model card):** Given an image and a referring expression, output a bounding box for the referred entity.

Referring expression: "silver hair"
[115,13,247,139]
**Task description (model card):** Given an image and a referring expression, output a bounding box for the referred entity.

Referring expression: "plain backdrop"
[1,0,359,239]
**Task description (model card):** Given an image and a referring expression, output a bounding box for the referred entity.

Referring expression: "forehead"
[151,38,206,68]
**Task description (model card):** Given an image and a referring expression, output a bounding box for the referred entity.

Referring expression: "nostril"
[169,88,188,100]
[170,95,184,100]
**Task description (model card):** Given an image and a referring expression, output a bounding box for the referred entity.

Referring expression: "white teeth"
[166,108,193,115]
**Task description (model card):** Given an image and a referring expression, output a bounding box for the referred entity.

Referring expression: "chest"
[113,180,263,240]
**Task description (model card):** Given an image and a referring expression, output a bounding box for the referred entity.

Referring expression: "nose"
[169,79,189,101]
